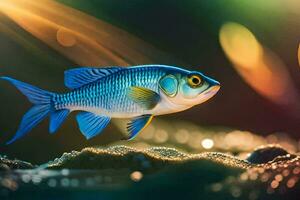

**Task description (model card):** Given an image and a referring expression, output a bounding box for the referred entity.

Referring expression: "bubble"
[201,138,214,150]
[230,186,241,198]
[282,169,290,177]
[32,176,42,184]
[240,172,248,181]
[47,179,57,187]
[286,177,297,188]
[21,174,31,183]
[260,173,269,182]
[249,172,258,181]
[130,171,143,182]
[56,28,76,47]
[293,167,300,174]
[70,179,79,187]
[60,178,70,187]
[61,169,70,176]
[271,180,279,189]
[211,183,223,192]
[174,129,190,144]
[154,129,169,143]
[275,174,283,182]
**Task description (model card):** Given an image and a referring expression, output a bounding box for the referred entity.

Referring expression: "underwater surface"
[0,0,300,199]
[1,144,300,200]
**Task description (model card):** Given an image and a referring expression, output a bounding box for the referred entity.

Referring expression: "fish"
[1,65,220,144]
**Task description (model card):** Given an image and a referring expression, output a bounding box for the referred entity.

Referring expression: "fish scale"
[54,67,165,114]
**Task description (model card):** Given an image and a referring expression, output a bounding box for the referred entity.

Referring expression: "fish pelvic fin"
[1,77,56,144]
[76,112,111,139]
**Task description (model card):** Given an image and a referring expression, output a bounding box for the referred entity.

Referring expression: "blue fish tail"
[1,77,55,144]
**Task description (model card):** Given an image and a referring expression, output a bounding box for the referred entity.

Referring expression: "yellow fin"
[125,115,154,140]
[127,86,160,110]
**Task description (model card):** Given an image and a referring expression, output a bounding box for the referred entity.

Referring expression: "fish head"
[159,70,220,107]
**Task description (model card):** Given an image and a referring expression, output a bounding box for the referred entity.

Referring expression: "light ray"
[0,0,172,66]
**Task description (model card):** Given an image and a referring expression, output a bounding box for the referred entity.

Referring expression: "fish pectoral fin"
[125,115,154,140]
[127,86,160,110]
[64,67,122,89]
[76,112,111,139]
[49,109,70,134]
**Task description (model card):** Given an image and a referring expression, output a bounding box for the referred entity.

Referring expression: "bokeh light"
[130,171,143,182]
[113,118,300,157]
[219,22,299,106]
[298,44,300,66]
[201,138,214,150]
[56,28,77,47]
[219,22,263,68]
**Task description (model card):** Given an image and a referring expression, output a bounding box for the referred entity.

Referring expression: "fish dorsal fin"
[64,67,122,89]
[127,86,160,110]
[126,115,153,140]
[76,112,111,139]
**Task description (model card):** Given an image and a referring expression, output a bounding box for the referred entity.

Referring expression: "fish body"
[1,65,220,144]
[56,66,166,117]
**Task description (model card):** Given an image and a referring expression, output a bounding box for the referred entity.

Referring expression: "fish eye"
[188,75,202,87]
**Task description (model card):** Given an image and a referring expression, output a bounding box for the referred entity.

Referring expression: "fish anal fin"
[126,115,153,140]
[49,109,70,134]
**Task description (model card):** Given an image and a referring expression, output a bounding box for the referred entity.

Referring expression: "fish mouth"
[192,84,220,105]
[203,85,221,96]
[203,75,220,96]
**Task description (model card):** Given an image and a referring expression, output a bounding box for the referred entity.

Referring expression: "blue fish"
[1,65,220,144]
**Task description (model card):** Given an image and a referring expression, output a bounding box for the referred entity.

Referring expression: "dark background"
[0,0,299,164]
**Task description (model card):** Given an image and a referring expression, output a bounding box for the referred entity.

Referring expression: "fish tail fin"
[1,77,55,144]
